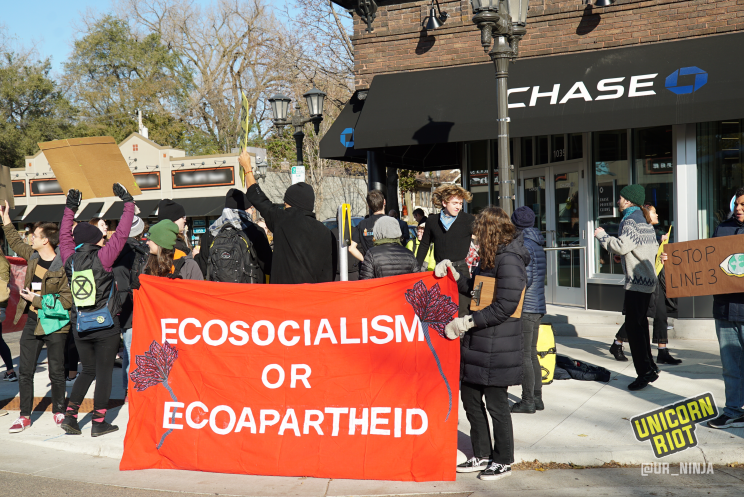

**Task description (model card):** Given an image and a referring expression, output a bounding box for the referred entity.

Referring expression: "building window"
[522,137,533,167]
[633,126,673,241]
[568,133,583,160]
[698,120,744,239]
[133,144,139,152]
[551,134,565,162]
[467,141,489,214]
[536,135,549,165]
[593,130,628,275]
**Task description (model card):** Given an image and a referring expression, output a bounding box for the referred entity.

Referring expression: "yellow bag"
[536,324,557,385]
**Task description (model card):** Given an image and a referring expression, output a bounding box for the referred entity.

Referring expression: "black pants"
[18,313,67,416]
[623,290,656,377]
[452,260,472,317]
[69,334,120,412]
[520,313,543,403]
[64,331,79,378]
[616,282,668,344]
[461,381,514,465]
[0,321,13,371]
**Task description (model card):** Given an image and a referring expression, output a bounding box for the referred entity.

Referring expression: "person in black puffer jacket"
[509,207,547,414]
[437,206,528,481]
[359,217,419,279]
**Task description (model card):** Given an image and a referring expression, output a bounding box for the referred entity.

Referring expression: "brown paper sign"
[38,137,142,199]
[665,235,744,298]
[0,165,15,209]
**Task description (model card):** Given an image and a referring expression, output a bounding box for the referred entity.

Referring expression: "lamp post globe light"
[268,87,326,184]
[470,0,529,216]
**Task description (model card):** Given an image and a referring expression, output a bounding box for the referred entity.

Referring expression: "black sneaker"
[479,462,511,481]
[60,415,82,435]
[3,371,17,382]
[609,342,628,361]
[510,401,536,414]
[707,414,744,429]
[456,457,491,473]
[628,370,659,391]
[91,421,119,437]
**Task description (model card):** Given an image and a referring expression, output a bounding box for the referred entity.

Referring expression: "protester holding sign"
[594,185,659,391]
[59,184,135,437]
[239,150,336,284]
[437,206,528,481]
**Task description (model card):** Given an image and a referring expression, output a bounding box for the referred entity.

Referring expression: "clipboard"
[470,275,526,318]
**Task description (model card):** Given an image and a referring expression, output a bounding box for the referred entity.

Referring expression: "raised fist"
[66,189,82,211]
[113,183,133,203]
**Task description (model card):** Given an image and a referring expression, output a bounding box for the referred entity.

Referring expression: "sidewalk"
[1,328,742,468]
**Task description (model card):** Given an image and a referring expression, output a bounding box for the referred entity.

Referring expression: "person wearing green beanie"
[619,184,646,207]
[144,220,203,281]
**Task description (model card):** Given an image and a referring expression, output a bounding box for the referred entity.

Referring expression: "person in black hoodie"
[239,150,336,284]
[437,206,528,482]
[359,217,419,279]
[157,199,192,256]
[417,184,475,315]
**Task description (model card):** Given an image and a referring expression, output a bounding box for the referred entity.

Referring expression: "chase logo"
[665,67,708,95]
[340,127,354,148]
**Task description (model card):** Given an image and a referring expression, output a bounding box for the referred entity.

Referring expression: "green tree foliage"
[0,53,76,167]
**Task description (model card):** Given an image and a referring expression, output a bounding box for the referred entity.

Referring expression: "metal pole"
[293,126,304,169]
[337,204,349,281]
[491,35,513,216]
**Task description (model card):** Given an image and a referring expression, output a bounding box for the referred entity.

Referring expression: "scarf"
[440,211,457,231]
[622,205,640,222]
[209,208,253,236]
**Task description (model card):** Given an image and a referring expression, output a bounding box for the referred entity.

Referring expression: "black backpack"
[206,225,259,284]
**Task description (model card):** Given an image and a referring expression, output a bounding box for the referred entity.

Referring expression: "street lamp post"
[268,87,326,184]
[470,0,529,216]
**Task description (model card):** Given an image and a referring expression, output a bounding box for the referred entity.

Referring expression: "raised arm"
[60,189,82,263]
[2,200,33,261]
[245,184,282,234]
[98,184,135,271]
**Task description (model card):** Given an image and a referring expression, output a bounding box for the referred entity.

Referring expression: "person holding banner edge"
[436,206,529,481]
[59,184,135,437]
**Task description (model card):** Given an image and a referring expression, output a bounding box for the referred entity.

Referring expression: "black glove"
[66,189,82,211]
[113,183,134,203]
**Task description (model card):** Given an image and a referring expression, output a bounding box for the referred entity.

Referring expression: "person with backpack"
[194,188,272,283]
[359,217,420,280]
[58,184,135,437]
[239,150,336,284]
[113,215,149,400]
[143,220,203,280]
[1,203,73,434]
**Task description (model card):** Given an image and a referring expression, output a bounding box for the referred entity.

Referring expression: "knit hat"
[148,220,180,250]
[225,188,252,211]
[619,184,645,207]
[511,206,536,229]
[73,223,103,245]
[129,216,145,238]
[373,216,402,241]
[157,199,186,222]
[283,182,315,212]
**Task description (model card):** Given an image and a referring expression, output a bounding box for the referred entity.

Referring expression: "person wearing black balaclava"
[157,199,191,255]
[239,150,336,284]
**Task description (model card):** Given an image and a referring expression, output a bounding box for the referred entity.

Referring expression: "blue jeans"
[122,328,132,391]
[714,320,744,418]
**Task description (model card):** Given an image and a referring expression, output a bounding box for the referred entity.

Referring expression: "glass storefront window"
[536,135,549,165]
[593,130,629,275]
[468,141,489,214]
[568,133,583,160]
[523,176,546,234]
[551,135,565,162]
[633,126,673,242]
[522,137,533,167]
[698,120,744,239]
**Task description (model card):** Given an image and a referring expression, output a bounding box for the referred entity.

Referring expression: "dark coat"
[356,214,412,255]
[521,228,547,315]
[712,217,744,321]
[458,236,529,387]
[416,211,474,271]
[113,238,149,330]
[246,184,336,284]
[194,216,273,282]
[359,241,420,280]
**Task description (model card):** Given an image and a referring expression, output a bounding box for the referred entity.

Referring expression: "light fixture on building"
[469,0,530,216]
[254,162,269,181]
[424,0,449,31]
[594,0,613,6]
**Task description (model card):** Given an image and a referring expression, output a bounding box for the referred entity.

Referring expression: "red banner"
[120,272,460,481]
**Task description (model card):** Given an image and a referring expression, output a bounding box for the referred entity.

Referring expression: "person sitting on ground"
[194,188,272,282]
[359,217,419,280]
[143,220,203,281]
[406,222,435,271]
[2,202,72,434]
[239,149,336,284]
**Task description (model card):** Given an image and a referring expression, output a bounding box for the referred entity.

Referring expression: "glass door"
[520,160,587,307]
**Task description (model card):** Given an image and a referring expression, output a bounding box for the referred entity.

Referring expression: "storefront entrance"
[520,159,587,307]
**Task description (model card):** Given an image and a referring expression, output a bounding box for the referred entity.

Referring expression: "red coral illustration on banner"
[405,280,458,421]
[130,340,179,449]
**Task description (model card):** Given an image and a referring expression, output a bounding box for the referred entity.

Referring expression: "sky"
[1,0,287,76]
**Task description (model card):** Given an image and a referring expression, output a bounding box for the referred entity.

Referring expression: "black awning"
[355,32,744,147]
[75,202,104,221]
[23,205,64,224]
[9,206,27,222]
[318,91,368,163]
[103,202,125,220]
[174,197,224,218]
[133,199,160,219]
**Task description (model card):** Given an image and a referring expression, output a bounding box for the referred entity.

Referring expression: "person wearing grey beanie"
[359,216,420,280]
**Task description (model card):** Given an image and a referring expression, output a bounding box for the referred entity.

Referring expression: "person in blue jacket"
[509,207,547,414]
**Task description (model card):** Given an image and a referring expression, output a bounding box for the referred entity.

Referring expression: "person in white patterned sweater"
[594,184,659,391]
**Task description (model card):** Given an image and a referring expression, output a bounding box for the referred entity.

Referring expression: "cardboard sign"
[121,272,460,481]
[0,166,15,208]
[665,235,744,298]
[38,137,142,199]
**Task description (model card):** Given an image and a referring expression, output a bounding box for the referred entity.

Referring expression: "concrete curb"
[516,444,743,466]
